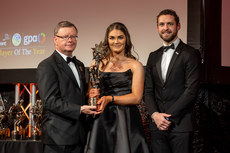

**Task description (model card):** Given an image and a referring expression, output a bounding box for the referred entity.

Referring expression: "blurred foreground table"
[0,139,43,153]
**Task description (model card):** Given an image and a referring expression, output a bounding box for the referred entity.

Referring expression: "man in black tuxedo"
[36,21,97,153]
[144,9,201,153]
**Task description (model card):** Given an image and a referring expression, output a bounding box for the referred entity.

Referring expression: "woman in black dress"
[86,22,150,153]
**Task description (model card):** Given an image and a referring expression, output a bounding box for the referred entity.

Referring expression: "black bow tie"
[67,56,76,64]
[163,43,175,52]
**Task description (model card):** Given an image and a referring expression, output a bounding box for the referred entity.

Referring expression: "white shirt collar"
[56,50,71,62]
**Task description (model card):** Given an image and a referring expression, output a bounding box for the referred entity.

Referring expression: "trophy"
[9,99,28,140]
[30,99,42,140]
[0,95,10,139]
[88,41,105,107]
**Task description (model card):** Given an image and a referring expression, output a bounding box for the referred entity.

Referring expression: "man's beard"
[160,30,178,43]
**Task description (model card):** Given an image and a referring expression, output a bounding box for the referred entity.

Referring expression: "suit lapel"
[54,52,80,89]
[165,41,183,82]
[156,49,165,84]
[73,60,85,92]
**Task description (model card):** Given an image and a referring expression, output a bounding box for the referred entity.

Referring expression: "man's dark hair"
[157,9,180,26]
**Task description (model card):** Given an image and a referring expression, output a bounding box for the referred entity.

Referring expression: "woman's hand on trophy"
[96,96,112,112]
[89,88,100,98]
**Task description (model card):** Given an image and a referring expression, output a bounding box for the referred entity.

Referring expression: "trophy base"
[89,97,100,111]
[88,97,97,106]
[31,130,41,140]
[31,134,40,140]
[11,131,20,140]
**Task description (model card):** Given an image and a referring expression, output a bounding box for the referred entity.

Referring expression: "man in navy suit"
[144,9,201,153]
[36,21,97,153]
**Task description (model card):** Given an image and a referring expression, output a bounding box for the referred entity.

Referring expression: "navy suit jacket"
[36,51,88,145]
[144,40,201,132]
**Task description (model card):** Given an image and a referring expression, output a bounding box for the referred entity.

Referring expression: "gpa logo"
[38,32,46,44]
[12,33,22,46]
[24,32,46,45]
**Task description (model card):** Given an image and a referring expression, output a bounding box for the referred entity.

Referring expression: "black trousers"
[150,130,193,153]
[43,144,84,153]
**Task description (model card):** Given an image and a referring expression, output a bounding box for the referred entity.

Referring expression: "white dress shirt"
[161,38,180,82]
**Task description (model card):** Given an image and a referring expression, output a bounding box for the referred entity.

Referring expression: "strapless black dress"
[85,69,150,153]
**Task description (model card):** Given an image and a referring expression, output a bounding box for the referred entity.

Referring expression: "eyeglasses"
[55,35,78,40]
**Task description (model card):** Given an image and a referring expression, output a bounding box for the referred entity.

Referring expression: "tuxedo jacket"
[144,40,201,132]
[36,51,87,145]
